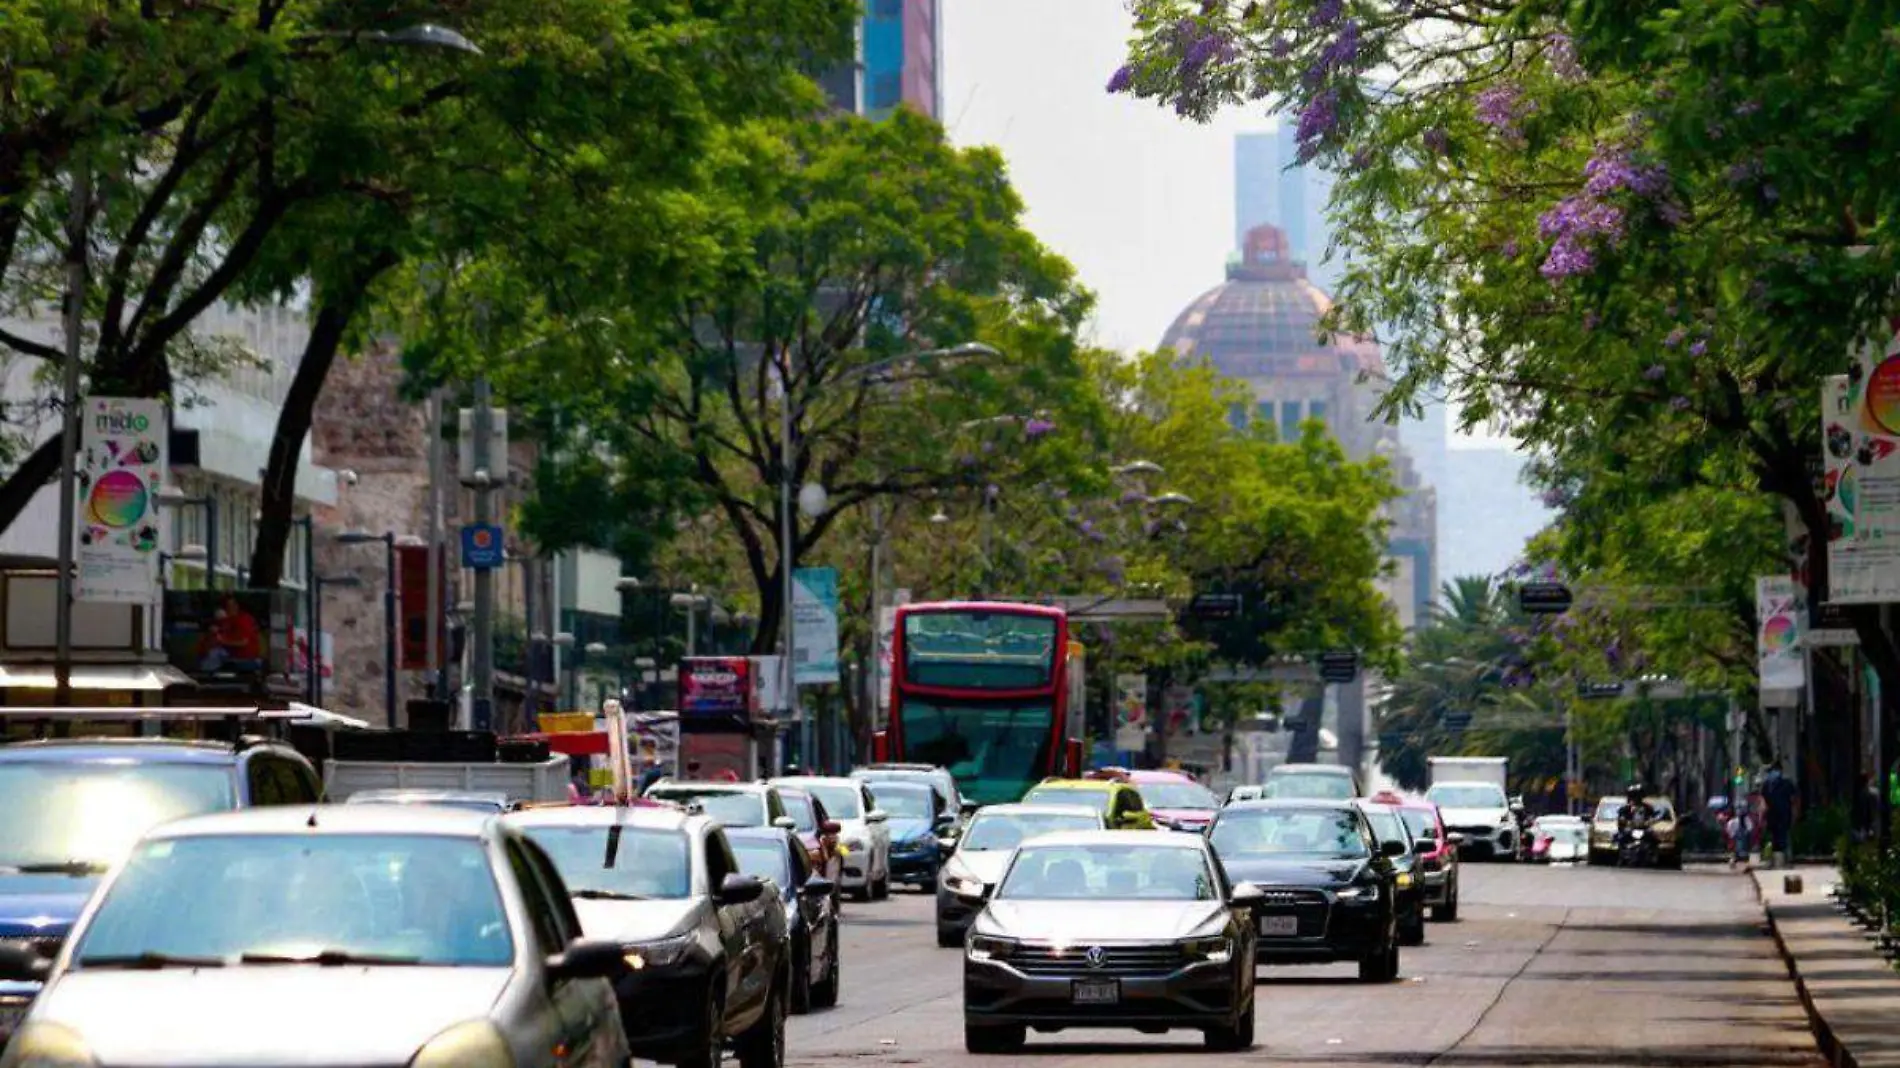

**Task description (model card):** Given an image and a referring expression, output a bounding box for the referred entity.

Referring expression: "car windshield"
[1428,784,1507,809]
[1137,782,1219,810]
[961,811,1101,851]
[1399,809,1438,840]
[72,833,512,967]
[652,789,763,827]
[1595,799,1674,820]
[782,794,819,834]
[1021,787,1110,814]
[869,784,934,820]
[1211,809,1370,859]
[520,825,691,899]
[997,843,1216,901]
[1360,808,1408,845]
[731,837,792,889]
[798,783,863,820]
[860,771,954,808]
[0,762,235,871]
[1263,774,1354,800]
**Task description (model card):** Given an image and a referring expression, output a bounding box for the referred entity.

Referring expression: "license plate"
[1259,914,1300,936]
[1072,979,1119,1005]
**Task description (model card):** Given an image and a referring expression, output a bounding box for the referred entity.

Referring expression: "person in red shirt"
[195,597,265,673]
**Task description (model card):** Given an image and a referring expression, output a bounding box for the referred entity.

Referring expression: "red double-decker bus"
[873,601,1085,804]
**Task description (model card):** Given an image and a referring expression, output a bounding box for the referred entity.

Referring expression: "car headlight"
[1336,884,1379,901]
[1396,871,1415,889]
[943,872,987,897]
[410,1020,514,1068]
[624,934,695,971]
[0,1022,99,1068]
[1182,937,1234,964]
[967,934,1017,961]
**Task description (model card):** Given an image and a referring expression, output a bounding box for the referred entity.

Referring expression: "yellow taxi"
[1020,775,1155,830]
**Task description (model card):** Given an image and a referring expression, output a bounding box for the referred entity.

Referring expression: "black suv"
[507,804,791,1068]
[1207,799,1405,982]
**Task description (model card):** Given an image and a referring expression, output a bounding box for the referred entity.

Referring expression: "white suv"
[772,776,891,900]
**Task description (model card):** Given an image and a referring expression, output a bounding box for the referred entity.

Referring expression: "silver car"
[935,804,1105,947]
[0,805,629,1067]
[962,830,1261,1053]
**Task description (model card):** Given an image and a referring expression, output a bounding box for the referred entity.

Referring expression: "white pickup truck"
[1425,756,1519,860]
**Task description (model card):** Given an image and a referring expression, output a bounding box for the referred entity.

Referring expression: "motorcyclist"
[1616,783,1657,843]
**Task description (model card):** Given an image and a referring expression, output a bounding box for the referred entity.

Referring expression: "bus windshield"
[897,699,1054,805]
[903,612,1058,690]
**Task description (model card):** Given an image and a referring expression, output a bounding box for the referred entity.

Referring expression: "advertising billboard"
[679,656,753,729]
[77,397,167,603]
[162,590,294,682]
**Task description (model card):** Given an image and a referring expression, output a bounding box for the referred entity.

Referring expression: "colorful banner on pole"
[1827,337,1900,603]
[1114,673,1148,752]
[77,397,166,603]
[1756,575,1805,704]
[792,566,839,685]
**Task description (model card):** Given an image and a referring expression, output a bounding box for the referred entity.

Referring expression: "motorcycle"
[1616,824,1659,867]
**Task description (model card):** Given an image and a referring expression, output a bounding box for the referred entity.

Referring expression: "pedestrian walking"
[1762,762,1798,868]
[1724,807,1754,868]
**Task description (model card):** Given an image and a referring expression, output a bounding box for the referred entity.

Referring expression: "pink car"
[1125,768,1221,832]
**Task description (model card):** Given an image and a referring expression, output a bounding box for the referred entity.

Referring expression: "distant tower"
[1233,128,1339,293]
[825,0,941,119]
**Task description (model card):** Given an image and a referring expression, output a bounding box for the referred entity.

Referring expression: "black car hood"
[1222,856,1366,889]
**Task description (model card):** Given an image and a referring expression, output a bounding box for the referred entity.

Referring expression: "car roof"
[649,780,772,795]
[0,738,249,765]
[971,803,1103,819]
[1223,798,1362,813]
[346,789,508,804]
[1269,764,1354,776]
[1010,829,1206,849]
[1126,769,1194,784]
[155,804,497,839]
[506,803,699,829]
[865,779,932,794]
[770,775,859,788]
[1030,779,1117,792]
[853,764,943,775]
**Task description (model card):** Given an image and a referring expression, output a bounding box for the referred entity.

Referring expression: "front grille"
[0,935,60,960]
[1255,889,1329,938]
[1448,825,1494,838]
[1009,942,1183,976]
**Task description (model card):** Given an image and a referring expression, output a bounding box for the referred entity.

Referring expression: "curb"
[1756,876,1857,1068]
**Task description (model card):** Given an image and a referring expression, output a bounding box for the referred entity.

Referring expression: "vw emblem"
[1084,946,1108,969]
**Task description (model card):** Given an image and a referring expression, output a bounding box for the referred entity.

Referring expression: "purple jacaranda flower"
[1089,528,1108,543]
[1295,89,1340,161]
[1724,160,1762,186]
[1317,19,1360,73]
[1689,339,1708,357]
[1078,518,1096,536]
[1643,364,1666,381]
[1423,126,1450,154]
[1107,64,1136,94]
[1537,196,1624,240]
[1540,234,1595,279]
[1582,146,1666,199]
[955,451,977,467]
[1501,238,1520,258]
[1351,146,1375,169]
[1545,32,1585,81]
[1664,326,1686,348]
[1023,417,1056,439]
[1120,489,1147,504]
[1310,0,1342,27]
[1539,487,1568,508]
[985,483,1001,501]
[1671,396,1693,411]
[1270,35,1294,57]
[1475,83,1527,137]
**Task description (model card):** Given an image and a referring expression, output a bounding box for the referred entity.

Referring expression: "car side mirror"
[934,813,957,830]
[0,941,53,983]
[821,820,842,836]
[546,938,626,981]
[1229,882,1265,908]
[716,873,767,906]
[1413,839,1436,854]
[1381,839,1407,858]
[773,816,797,830]
[867,809,889,824]
[801,875,836,899]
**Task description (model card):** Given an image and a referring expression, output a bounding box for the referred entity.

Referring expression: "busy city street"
[784,864,1820,1068]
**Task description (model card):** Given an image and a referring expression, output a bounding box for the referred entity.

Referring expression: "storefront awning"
[0,663,191,691]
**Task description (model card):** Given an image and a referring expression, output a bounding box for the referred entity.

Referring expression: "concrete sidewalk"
[1758,866,1900,1068]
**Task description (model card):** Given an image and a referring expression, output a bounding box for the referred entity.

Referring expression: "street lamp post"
[776,341,999,767]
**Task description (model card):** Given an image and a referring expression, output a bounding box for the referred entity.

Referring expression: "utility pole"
[470,377,496,732]
[426,388,444,700]
[779,358,797,777]
[54,162,89,707]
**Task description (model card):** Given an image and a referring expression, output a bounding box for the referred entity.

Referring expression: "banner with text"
[77,397,167,603]
[1756,575,1805,705]
[792,566,839,685]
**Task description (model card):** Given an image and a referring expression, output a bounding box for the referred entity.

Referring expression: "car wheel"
[1401,908,1426,946]
[1432,881,1459,923]
[676,984,725,1068]
[736,980,785,1068]
[872,869,890,901]
[811,926,841,1009]
[789,935,812,1015]
[937,925,964,949]
[1204,996,1255,1051]
[964,1019,1026,1054]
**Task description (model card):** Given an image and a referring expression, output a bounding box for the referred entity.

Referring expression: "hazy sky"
[941,0,1271,356]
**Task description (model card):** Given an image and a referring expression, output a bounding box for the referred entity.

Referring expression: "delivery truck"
[1425,756,1519,860]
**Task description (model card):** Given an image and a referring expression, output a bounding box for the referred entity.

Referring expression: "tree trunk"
[247,253,395,588]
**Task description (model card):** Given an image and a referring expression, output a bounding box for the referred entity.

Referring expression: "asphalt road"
[781,862,1826,1068]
